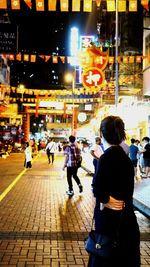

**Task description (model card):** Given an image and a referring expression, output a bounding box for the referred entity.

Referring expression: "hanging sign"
[79,45,109,71]
[82,67,105,89]
[86,46,109,70]
[0,24,17,53]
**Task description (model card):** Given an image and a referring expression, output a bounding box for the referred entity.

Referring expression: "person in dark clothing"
[129,138,139,181]
[141,136,150,178]
[88,115,140,267]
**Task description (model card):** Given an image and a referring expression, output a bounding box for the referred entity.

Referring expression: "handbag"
[85,229,117,257]
[85,210,124,257]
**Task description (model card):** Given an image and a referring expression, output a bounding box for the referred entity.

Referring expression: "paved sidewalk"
[0,152,150,266]
[134,179,150,219]
[81,151,150,219]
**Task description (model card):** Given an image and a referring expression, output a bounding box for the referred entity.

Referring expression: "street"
[0,152,150,266]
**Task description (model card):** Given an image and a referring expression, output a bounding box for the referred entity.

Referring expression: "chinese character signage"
[82,67,104,89]
[0,24,17,53]
[80,35,95,51]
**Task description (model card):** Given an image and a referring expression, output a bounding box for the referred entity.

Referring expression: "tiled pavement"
[0,152,150,266]
[81,151,150,219]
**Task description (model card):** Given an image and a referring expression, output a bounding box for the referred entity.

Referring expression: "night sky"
[8,3,97,54]
[0,3,97,88]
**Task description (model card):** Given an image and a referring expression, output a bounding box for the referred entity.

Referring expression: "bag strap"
[48,143,54,152]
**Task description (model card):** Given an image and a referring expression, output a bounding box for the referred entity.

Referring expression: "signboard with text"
[82,67,105,90]
[0,24,17,53]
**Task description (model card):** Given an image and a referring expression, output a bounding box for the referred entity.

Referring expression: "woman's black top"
[90,145,140,267]
[93,145,134,207]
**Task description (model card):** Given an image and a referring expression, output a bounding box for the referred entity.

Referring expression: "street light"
[18,84,25,99]
[115,0,119,107]
[65,70,76,136]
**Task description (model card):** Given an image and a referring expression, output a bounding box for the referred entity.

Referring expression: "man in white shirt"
[90,137,104,173]
[46,138,56,164]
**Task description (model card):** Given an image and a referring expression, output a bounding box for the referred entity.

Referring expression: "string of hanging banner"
[0,0,148,12]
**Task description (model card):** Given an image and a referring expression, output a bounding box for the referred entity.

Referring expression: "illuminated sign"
[0,24,17,53]
[80,35,95,51]
[79,46,109,71]
[78,35,95,83]
[39,101,64,109]
[82,67,104,89]
[70,27,79,66]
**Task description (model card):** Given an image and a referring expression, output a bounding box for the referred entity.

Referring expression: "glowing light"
[65,73,73,83]
[70,27,79,66]
[78,112,87,122]
[18,84,25,89]
[39,101,64,109]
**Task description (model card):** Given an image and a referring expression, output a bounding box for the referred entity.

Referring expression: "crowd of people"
[4,114,148,267]
[90,134,150,182]
[129,137,150,180]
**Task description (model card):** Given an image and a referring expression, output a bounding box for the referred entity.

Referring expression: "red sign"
[86,46,109,70]
[82,67,105,89]
[79,46,109,71]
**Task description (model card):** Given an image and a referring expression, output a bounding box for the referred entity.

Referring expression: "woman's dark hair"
[100,116,126,145]
[69,135,76,143]
[142,136,150,143]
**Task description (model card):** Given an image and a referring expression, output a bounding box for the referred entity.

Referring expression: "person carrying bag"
[87,116,140,267]
[45,138,56,164]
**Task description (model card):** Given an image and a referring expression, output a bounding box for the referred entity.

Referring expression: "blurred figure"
[38,139,42,151]
[31,138,38,157]
[135,140,144,176]
[129,138,139,181]
[57,141,62,152]
[24,142,32,169]
[90,137,104,173]
[45,138,56,164]
[63,135,83,197]
[141,137,150,178]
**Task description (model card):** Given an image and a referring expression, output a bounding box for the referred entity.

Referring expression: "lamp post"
[65,70,77,136]
[115,0,119,107]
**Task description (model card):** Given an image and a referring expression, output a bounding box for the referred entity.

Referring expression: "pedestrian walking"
[45,138,56,164]
[135,139,144,175]
[141,136,150,178]
[88,115,140,267]
[62,135,83,197]
[90,137,104,173]
[24,141,32,169]
[129,138,139,181]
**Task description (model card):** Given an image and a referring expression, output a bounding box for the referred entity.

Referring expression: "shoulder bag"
[85,209,124,257]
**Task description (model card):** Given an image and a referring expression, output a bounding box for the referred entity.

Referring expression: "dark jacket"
[91,146,140,267]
